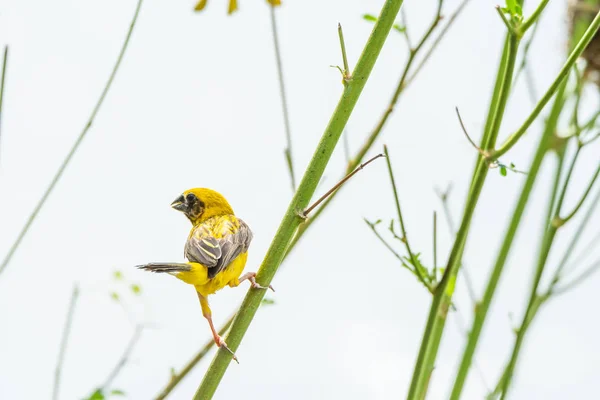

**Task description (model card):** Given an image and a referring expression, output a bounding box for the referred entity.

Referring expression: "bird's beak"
[171,194,187,212]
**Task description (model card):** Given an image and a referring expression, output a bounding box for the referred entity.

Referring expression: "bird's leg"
[231,272,275,292]
[197,292,239,364]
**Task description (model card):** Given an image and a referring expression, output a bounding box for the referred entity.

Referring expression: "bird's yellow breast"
[196,252,248,296]
[175,252,248,297]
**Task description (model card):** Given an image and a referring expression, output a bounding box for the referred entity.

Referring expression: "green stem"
[433,212,437,273]
[550,186,600,292]
[365,219,417,276]
[498,157,572,398]
[485,35,519,150]
[553,258,600,295]
[384,145,430,289]
[338,23,350,80]
[53,285,80,400]
[101,325,144,391]
[449,81,568,400]
[0,46,7,167]
[495,7,517,37]
[286,0,448,254]
[350,0,443,173]
[497,127,586,398]
[405,0,472,86]
[193,2,405,398]
[154,315,234,400]
[0,0,144,277]
[407,23,521,400]
[498,145,600,399]
[481,36,510,151]
[521,0,550,33]
[493,9,600,159]
[269,4,295,191]
[559,162,600,224]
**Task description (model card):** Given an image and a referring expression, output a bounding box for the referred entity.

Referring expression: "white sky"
[1,0,599,399]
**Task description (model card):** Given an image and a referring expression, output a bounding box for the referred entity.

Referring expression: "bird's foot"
[249,276,275,292]
[216,335,239,364]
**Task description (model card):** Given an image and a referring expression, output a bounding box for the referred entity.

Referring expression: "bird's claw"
[250,277,275,292]
[216,336,239,364]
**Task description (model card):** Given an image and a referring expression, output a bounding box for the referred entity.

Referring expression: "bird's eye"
[186,193,197,203]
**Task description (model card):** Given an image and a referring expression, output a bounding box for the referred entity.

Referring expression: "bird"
[137,188,273,361]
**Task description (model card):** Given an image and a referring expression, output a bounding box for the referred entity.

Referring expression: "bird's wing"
[185,216,253,278]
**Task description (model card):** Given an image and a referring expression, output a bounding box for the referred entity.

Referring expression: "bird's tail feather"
[136,263,192,274]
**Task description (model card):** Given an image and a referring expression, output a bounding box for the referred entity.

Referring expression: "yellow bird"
[137,188,272,361]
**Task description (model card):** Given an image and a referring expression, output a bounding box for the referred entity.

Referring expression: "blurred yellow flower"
[194,0,281,14]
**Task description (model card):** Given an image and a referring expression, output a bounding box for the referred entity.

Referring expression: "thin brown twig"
[456,107,485,155]
[302,153,385,217]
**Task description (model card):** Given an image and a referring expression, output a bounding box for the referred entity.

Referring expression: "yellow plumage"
[137,188,271,361]
[193,0,281,15]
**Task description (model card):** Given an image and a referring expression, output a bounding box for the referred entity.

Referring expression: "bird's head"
[171,188,234,225]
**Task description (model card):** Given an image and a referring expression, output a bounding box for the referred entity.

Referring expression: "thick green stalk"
[493,9,600,159]
[481,36,510,151]
[449,82,567,400]
[193,1,405,398]
[485,35,519,149]
[407,29,522,400]
[498,148,576,399]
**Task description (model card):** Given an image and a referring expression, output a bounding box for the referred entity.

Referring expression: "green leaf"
[500,165,507,176]
[393,23,406,33]
[261,298,276,306]
[85,389,105,400]
[514,4,522,16]
[110,389,126,396]
[363,14,377,23]
[504,0,522,16]
[110,292,120,302]
[510,162,516,169]
[113,270,123,280]
[130,284,141,295]
[505,0,516,13]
